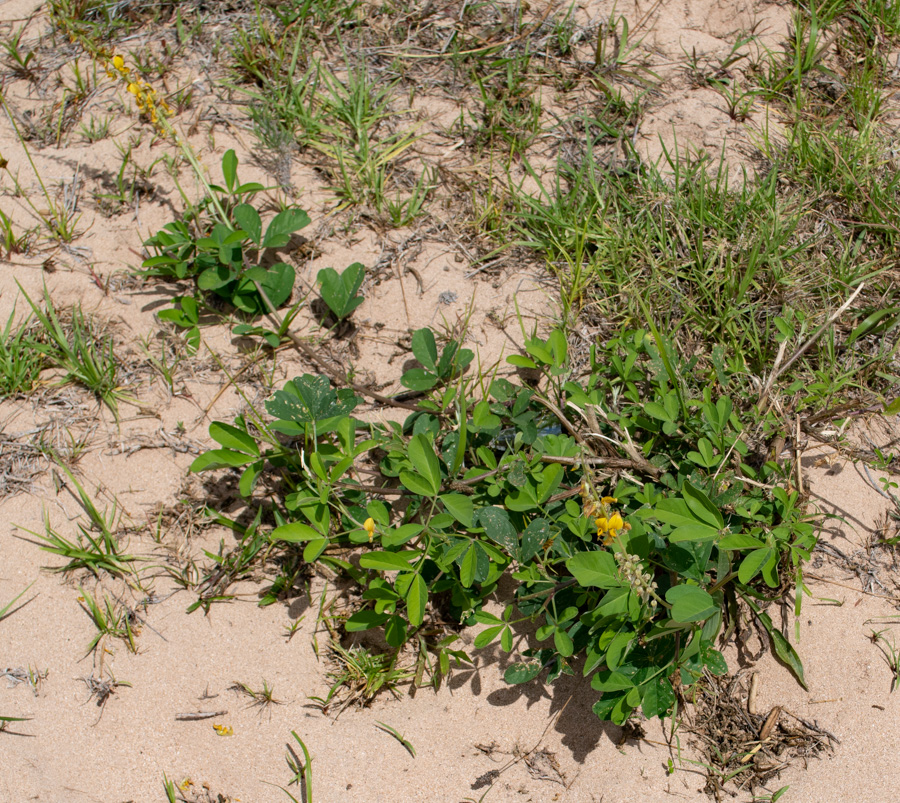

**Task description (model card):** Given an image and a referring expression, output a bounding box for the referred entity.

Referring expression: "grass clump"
[17,284,127,416]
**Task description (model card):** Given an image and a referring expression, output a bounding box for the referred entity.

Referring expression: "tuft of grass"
[77,586,137,657]
[308,642,414,717]
[17,283,129,417]
[272,730,314,803]
[230,679,284,713]
[0,307,45,397]
[21,464,141,579]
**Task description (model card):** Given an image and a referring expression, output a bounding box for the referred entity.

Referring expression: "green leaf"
[506,354,537,369]
[476,507,517,553]
[345,610,390,631]
[471,400,501,431]
[233,204,262,245]
[208,422,259,455]
[750,602,807,689]
[411,328,438,372]
[198,262,238,291]
[554,628,574,657]
[262,208,311,248]
[718,533,766,550]
[668,523,721,542]
[643,401,672,422]
[702,646,728,675]
[504,661,544,684]
[265,374,361,423]
[406,574,427,627]
[441,494,474,527]
[303,538,327,562]
[270,521,322,542]
[848,307,900,344]
[649,498,699,528]
[222,149,237,192]
[459,545,477,587]
[641,677,675,720]
[666,585,717,623]
[239,460,263,497]
[253,261,296,310]
[317,262,365,319]
[520,518,549,563]
[474,625,504,648]
[738,548,775,583]
[682,480,724,528]
[384,614,407,646]
[591,670,635,692]
[399,470,437,497]
[359,551,419,572]
[382,524,424,548]
[567,551,620,588]
[407,434,441,495]
[885,397,900,416]
[400,368,437,391]
[190,449,255,472]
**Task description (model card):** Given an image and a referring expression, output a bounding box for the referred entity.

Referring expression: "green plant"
[141,149,309,321]
[870,628,900,691]
[0,209,33,256]
[271,730,313,803]
[163,774,178,803]
[0,307,45,397]
[0,97,81,242]
[2,24,38,79]
[0,714,31,733]
[316,262,365,322]
[17,283,128,416]
[309,61,422,210]
[77,586,137,656]
[21,464,141,579]
[231,678,284,712]
[191,325,816,726]
[400,327,474,392]
[375,721,416,757]
[308,642,416,715]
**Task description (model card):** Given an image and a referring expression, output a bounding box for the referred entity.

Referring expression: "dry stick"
[758,283,865,406]
[175,711,227,721]
[804,571,900,604]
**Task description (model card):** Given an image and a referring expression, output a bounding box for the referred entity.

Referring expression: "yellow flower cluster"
[106,54,171,136]
[580,482,630,546]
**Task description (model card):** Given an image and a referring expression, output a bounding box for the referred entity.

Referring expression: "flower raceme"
[106,54,171,136]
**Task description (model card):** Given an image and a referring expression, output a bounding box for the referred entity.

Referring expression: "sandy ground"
[2,0,900,801]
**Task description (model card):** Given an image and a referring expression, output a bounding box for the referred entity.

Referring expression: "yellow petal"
[594,516,608,533]
[601,496,617,505]
[608,512,624,531]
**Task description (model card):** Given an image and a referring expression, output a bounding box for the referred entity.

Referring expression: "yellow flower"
[601,496,617,505]
[364,517,375,542]
[127,82,140,96]
[112,55,127,73]
[595,516,608,534]
[213,724,233,736]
